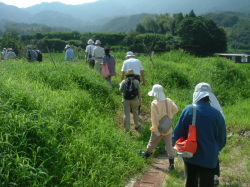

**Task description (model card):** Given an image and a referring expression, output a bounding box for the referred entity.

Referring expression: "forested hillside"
[203,12,250,52]
[0,0,249,30]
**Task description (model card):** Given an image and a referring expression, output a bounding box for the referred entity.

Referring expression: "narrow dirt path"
[125,113,171,187]
[126,154,170,187]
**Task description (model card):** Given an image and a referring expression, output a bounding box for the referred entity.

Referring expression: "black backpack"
[123,78,138,100]
[36,50,43,62]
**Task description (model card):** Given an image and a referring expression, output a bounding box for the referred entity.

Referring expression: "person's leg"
[163,133,175,158]
[163,134,175,169]
[105,76,112,88]
[123,100,130,132]
[184,162,198,187]
[146,133,163,153]
[213,160,220,186]
[90,60,95,68]
[131,100,139,128]
[95,61,102,74]
[198,165,214,187]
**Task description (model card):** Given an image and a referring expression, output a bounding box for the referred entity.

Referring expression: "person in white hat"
[172,82,226,187]
[85,39,95,67]
[92,40,105,73]
[120,51,146,86]
[140,84,178,170]
[7,48,16,60]
[65,44,75,62]
[121,51,146,114]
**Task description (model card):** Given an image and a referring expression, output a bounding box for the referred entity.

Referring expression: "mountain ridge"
[0,0,249,32]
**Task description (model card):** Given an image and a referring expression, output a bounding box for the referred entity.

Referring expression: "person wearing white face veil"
[193,82,225,119]
[173,82,227,187]
[140,84,179,170]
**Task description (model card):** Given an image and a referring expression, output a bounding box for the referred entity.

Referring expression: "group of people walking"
[118,51,226,186]
[3,38,226,186]
[1,48,16,60]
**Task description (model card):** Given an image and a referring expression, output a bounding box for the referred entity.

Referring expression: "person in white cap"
[92,40,104,74]
[121,51,145,86]
[7,48,16,60]
[140,84,178,170]
[2,48,8,60]
[172,82,226,187]
[85,39,95,68]
[121,51,146,114]
[65,44,75,62]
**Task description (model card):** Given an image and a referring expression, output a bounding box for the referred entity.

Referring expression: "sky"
[0,0,98,8]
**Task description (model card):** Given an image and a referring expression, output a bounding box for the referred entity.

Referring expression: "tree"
[155,14,174,34]
[177,16,227,56]
[140,17,158,33]
[0,31,22,56]
[136,23,146,33]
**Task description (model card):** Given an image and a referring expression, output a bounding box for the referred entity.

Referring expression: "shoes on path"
[139,150,151,158]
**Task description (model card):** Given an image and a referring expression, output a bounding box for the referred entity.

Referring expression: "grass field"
[0,50,249,186]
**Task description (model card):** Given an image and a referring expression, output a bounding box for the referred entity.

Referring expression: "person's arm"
[218,116,227,151]
[140,70,146,86]
[85,52,88,61]
[138,90,142,105]
[121,71,125,82]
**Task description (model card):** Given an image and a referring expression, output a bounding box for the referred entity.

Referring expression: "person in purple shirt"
[102,48,116,88]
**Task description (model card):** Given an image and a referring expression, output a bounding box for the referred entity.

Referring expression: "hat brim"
[148,90,154,97]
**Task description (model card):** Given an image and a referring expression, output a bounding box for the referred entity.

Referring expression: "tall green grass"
[0,60,147,186]
[0,50,249,186]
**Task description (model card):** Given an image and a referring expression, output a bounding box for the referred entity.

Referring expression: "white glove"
[154,130,161,137]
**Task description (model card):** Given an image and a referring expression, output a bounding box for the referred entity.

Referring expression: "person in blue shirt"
[173,82,226,187]
[65,44,75,62]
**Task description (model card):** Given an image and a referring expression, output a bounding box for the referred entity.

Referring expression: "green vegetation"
[0,50,249,186]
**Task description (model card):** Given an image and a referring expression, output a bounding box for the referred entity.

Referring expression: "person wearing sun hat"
[65,44,75,62]
[120,51,146,86]
[140,84,179,170]
[92,40,105,74]
[7,48,16,60]
[121,51,146,114]
[119,69,142,132]
[172,82,226,187]
[85,39,95,67]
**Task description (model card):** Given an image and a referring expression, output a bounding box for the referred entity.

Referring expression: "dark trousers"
[214,160,220,176]
[88,60,95,68]
[184,161,215,187]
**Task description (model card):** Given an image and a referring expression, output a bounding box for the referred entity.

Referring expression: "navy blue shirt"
[173,101,226,169]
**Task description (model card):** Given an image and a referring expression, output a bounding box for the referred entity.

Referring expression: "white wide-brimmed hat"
[148,84,166,101]
[65,44,71,49]
[88,39,94,44]
[126,51,135,57]
[193,82,224,118]
[95,40,101,44]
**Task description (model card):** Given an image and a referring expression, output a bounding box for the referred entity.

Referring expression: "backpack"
[36,50,43,62]
[123,78,138,100]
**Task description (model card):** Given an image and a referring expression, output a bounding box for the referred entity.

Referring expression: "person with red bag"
[172,82,226,187]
